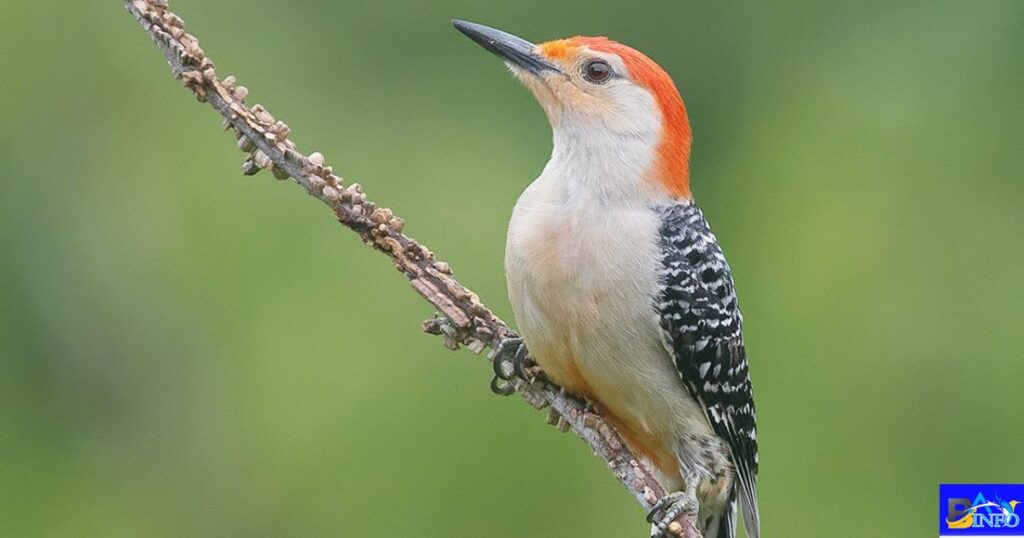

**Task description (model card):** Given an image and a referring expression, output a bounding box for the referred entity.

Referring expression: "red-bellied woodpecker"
[454,20,760,538]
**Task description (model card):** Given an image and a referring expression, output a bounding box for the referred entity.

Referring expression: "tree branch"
[123,1,696,536]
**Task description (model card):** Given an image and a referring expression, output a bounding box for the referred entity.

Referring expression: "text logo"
[941,484,1024,536]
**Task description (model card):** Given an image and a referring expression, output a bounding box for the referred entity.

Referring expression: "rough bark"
[123,1,697,536]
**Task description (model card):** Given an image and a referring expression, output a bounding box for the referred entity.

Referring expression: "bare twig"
[123,1,697,536]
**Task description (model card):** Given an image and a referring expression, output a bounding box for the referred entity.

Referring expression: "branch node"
[241,157,260,176]
[237,136,255,153]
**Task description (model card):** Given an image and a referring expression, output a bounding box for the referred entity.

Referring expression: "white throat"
[546,120,661,207]
[537,84,667,209]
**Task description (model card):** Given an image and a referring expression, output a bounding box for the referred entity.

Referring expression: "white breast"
[504,164,715,469]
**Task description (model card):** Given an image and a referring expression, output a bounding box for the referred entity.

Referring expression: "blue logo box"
[941,484,1024,536]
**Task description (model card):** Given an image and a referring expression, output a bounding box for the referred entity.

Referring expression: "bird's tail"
[700,487,737,538]
[737,469,760,538]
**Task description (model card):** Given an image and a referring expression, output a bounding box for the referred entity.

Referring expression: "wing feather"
[655,202,759,538]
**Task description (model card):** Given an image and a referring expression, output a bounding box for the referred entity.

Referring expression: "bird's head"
[453,20,692,200]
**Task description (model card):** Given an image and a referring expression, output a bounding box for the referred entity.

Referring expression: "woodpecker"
[453,21,759,538]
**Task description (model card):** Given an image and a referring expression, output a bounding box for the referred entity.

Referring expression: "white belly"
[504,177,716,486]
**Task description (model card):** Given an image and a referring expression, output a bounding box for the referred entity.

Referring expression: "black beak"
[452,19,562,76]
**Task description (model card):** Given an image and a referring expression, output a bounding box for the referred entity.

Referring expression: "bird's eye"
[582,59,612,83]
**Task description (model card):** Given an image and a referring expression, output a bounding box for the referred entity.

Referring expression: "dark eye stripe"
[583,59,612,83]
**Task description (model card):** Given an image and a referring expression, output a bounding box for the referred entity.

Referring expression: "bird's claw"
[489,375,516,396]
[494,337,531,380]
[647,491,698,538]
[489,337,529,396]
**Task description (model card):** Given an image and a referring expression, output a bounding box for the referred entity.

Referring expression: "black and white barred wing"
[655,202,759,536]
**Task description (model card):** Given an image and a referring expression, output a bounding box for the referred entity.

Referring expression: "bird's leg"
[647,486,699,538]
[491,337,527,380]
[489,337,527,396]
[510,340,532,380]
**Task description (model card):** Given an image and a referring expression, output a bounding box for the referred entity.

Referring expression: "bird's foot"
[647,490,699,538]
[489,337,530,396]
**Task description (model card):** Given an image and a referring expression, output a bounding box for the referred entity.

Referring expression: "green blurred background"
[1,1,1022,536]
